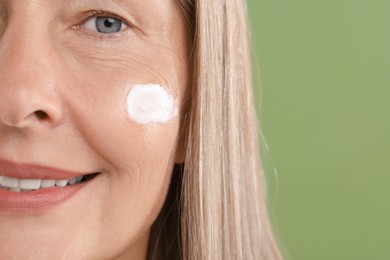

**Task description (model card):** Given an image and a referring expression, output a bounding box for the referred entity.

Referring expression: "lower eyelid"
[74,24,133,42]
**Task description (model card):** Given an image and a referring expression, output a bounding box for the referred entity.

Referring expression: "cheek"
[60,54,182,212]
[63,77,181,193]
[61,81,181,257]
[67,84,180,174]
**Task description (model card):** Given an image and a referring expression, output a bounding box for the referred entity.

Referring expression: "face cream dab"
[126,84,178,124]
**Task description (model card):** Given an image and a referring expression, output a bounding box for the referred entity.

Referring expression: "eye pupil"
[104,18,115,27]
[96,17,122,33]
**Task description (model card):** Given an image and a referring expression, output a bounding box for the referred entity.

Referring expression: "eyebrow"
[67,0,139,22]
[70,0,136,8]
[68,0,119,10]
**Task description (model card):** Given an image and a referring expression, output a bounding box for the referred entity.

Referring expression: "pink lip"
[0,159,87,179]
[0,159,94,213]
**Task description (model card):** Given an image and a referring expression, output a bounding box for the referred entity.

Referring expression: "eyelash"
[75,10,132,39]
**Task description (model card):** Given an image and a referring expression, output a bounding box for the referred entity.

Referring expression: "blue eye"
[82,16,128,34]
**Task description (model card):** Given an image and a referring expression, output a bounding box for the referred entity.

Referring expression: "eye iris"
[95,17,122,33]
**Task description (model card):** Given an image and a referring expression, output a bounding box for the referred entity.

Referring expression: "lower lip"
[0,182,88,213]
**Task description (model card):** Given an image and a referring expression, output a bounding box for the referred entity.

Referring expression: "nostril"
[35,110,48,120]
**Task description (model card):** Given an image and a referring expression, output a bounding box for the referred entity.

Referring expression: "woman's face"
[0,0,189,259]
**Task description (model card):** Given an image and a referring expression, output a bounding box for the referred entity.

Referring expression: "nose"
[0,32,64,129]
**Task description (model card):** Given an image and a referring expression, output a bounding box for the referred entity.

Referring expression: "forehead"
[5,0,179,20]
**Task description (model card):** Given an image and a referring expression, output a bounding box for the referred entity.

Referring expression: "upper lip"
[0,159,87,180]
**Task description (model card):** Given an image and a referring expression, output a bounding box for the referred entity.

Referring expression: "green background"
[248,1,390,259]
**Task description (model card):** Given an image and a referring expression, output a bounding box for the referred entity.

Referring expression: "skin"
[0,0,190,259]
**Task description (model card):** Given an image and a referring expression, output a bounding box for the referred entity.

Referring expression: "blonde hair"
[147,0,282,259]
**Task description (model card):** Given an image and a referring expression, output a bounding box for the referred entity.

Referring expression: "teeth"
[55,180,68,187]
[0,176,19,188]
[0,175,85,192]
[19,179,41,190]
[40,180,56,188]
[68,178,77,185]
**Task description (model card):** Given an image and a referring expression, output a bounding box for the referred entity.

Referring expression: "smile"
[0,159,99,212]
[0,173,98,192]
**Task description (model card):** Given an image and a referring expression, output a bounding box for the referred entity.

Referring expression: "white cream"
[126,84,178,124]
